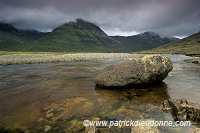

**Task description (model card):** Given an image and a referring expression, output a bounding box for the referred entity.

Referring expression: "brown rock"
[163,98,200,122]
[131,119,160,133]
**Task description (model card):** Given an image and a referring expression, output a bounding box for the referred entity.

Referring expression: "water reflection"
[0,55,199,132]
[95,82,170,103]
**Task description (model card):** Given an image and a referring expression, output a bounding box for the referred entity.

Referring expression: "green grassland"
[134,32,200,55]
[0,31,31,50]
[0,51,79,55]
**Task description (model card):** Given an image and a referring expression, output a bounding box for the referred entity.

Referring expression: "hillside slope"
[137,32,200,55]
[0,31,31,50]
[111,32,178,52]
[0,20,180,53]
[12,19,128,52]
[0,22,45,50]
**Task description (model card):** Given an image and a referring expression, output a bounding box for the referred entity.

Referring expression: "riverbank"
[0,54,199,132]
[0,53,143,65]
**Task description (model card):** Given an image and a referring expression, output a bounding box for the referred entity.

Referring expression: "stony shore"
[0,53,143,65]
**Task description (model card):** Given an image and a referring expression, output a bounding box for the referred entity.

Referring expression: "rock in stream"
[95,55,173,87]
[163,98,200,122]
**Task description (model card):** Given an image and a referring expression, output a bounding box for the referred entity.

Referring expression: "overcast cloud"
[0,0,200,37]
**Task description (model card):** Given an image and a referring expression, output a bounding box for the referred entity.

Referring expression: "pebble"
[45,112,54,119]
[44,125,52,132]
[0,53,143,65]
[105,114,118,121]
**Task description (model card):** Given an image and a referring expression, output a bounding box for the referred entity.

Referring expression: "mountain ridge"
[111,31,179,52]
[136,31,200,55]
[0,19,179,53]
[0,22,46,50]
[9,19,128,52]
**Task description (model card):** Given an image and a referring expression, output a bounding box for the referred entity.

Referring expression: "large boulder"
[95,55,173,87]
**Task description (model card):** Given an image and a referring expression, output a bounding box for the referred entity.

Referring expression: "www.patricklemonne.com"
[83,120,191,128]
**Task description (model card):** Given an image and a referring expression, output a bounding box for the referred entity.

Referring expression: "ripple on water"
[0,56,199,132]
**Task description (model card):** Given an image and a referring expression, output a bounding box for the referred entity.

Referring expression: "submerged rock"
[190,128,200,133]
[131,119,160,133]
[44,125,51,132]
[105,114,118,121]
[163,98,200,122]
[185,58,200,65]
[95,55,173,87]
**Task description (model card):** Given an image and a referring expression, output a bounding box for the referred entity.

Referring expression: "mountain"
[11,19,128,52]
[0,22,19,35]
[0,20,179,53]
[0,31,30,50]
[111,31,179,52]
[138,32,200,55]
[18,29,47,40]
[0,23,30,50]
[0,22,46,50]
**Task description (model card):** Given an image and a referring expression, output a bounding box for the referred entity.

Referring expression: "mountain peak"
[55,19,106,36]
[140,31,159,37]
[70,18,104,33]
[0,22,19,34]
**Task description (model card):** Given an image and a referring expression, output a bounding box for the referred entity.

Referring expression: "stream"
[0,54,199,132]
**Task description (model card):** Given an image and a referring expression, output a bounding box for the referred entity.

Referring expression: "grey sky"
[0,0,199,37]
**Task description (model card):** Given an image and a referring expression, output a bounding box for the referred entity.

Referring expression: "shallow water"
[0,55,199,132]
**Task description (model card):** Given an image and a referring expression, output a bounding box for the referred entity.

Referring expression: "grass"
[0,31,30,50]
[0,51,111,55]
[0,51,81,55]
[132,32,200,56]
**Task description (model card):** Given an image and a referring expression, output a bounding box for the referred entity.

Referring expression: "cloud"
[0,0,199,36]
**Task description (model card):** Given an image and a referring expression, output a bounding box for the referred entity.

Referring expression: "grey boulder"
[95,55,173,87]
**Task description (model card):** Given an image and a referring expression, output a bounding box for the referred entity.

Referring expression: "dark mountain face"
[18,29,46,40]
[0,22,46,51]
[111,31,179,52]
[0,22,19,35]
[69,19,106,35]
[0,22,46,40]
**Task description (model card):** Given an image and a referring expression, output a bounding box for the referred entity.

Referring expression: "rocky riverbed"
[0,53,142,65]
[0,54,199,133]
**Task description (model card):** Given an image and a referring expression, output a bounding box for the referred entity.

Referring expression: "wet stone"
[131,119,160,133]
[45,112,54,119]
[105,114,118,121]
[190,128,200,133]
[44,125,51,132]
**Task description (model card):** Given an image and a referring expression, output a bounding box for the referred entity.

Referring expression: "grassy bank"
[0,51,81,55]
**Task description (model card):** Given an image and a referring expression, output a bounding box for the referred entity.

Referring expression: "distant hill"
[137,32,200,55]
[0,30,30,50]
[11,19,128,52]
[0,22,19,35]
[0,22,46,50]
[18,29,47,40]
[0,20,179,53]
[0,23,30,50]
[111,31,178,52]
